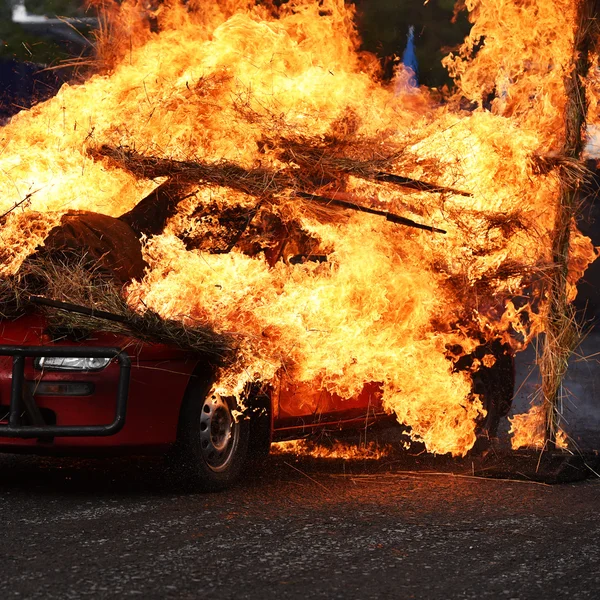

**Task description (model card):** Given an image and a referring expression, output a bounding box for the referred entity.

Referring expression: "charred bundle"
[91,143,464,244]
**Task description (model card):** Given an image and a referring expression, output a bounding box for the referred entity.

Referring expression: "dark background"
[0,0,94,122]
[354,0,470,85]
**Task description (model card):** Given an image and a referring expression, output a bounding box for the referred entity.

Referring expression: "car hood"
[0,312,192,361]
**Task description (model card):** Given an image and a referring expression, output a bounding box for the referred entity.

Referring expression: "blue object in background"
[402,25,418,87]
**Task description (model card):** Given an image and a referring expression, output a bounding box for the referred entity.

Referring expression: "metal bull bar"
[0,346,130,438]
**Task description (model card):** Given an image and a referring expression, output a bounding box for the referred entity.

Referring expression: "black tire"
[471,342,515,451]
[454,341,515,453]
[169,377,250,492]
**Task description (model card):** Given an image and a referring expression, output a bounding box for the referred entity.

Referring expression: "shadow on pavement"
[0,436,598,498]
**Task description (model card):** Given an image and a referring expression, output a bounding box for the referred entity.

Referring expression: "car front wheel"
[170,379,250,492]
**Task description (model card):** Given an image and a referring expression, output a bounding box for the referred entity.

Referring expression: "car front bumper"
[0,345,130,438]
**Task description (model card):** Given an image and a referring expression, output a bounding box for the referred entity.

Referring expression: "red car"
[0,307,513,490]
[0,309,395,489]
[0,211,514,490]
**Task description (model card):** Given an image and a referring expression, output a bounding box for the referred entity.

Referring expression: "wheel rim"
[199,394,240,472]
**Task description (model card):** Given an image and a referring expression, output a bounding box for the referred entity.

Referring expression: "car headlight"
[35,357,111,371]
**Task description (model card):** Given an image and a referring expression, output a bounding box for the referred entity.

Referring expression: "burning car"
[0,308,385,490]
[0,306,513,492]
[0,209,513,490]
[2,0,594,476]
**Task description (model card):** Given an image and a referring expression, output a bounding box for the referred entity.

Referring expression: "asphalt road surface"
[1,451,599,600]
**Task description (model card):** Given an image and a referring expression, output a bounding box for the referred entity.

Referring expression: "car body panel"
[0,314,197,452]
[272,378,386,439]
[0,313,385,455]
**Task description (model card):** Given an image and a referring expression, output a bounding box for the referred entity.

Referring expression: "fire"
[0,0,597,455]
[271,440,391,460]
[508,404,569,450]
[444,0,577,145]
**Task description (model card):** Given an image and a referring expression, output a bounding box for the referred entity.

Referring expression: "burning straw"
[90,143,463,234]
[0,0,598,456]
[0,252,234,365]
[540,0,599,448]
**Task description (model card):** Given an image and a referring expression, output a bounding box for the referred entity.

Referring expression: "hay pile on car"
[0,249,235,365]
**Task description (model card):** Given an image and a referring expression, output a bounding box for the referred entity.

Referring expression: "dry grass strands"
[89,142,471,199]
[540,0,599,446]
[1,253,235,365]
[90,145,294,197]
[531,153,591,187]
[90,144,451,234]
[272,135,472,196]
[539,303,581,439]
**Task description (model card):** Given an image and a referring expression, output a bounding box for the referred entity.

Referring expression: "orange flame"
[508,404,569,450]
[271,440,391,460]
[0,0,596,455]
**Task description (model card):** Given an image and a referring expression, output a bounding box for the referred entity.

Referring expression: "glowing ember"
[0,0,597,455]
